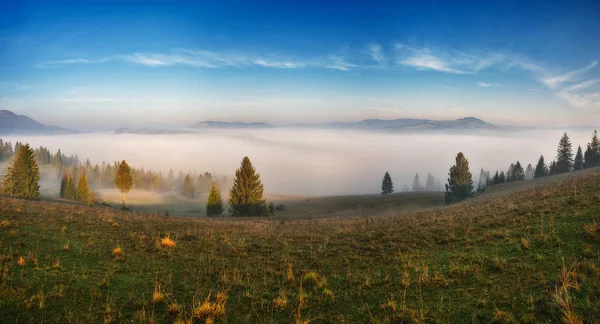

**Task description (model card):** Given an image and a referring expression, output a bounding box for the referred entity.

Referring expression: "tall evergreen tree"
[77,172,90,202]
[584,130,600,168]
[555,133,573,174]
[60,174,67,198]
[412,173,421,192]
[525,164,534,180]
[534,155,547,178]
[64,172,77,200]
[1,144,40,200]
[381,172,394,195]
[425,173,436,191]
[206,182,224,217]
[549,160,557,175]
[444,152,473,204]
[115,160,133,209]
[228,157,268,216]
[445,153,473,201]
[182,174,195,198]
[573,145,584,171]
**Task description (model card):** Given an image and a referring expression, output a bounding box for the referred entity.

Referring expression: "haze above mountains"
[0,109,513,135]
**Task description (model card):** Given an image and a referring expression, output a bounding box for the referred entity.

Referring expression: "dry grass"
[160,235,176,248]
[1,167,599,322]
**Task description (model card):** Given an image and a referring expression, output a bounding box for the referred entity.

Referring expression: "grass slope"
[1,170,600,323]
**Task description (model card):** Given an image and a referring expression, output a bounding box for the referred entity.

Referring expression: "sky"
[0,0,599,131]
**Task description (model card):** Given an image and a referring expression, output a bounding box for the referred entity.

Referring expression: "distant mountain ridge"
[328,117,496,131]
[0,110,75,135]
[190,121,275,129]
[115,128,193,135]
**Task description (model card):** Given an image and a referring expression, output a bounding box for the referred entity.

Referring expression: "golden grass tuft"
[1,219,10,229]
[152,283,164,304]
[554,259,583,324]
[167,303,180,316]
[112,245,123,258]
[583,220,599,240]
[286,264,295,284]
[273,290,288,310]
[17,256,25,267]
[192,291,227,321]
[160,235,176,248]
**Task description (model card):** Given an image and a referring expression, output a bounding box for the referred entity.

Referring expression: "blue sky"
[0,0,599,130]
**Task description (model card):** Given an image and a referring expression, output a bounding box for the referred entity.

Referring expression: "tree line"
[380,130,600,203]
[1,139,274,217]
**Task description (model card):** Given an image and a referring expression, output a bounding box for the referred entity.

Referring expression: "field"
[1,168,600,323]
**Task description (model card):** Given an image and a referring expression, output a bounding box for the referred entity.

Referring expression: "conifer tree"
[584,130,600,168]
[555,133,573,174]
[574,145,584,171]
[1,144,40,200]
[499,171,506,183]
[228,157,268,216]
[549,160,557,175]
[412,173,421,192]
[60,174,67,198]
[182,174,195,198]
[381,172,394,195]
[77,172,90,202]
[206,182,224,217]
[115,160,133,209]
[64,172,77,200]
[444,152,473,204]
[534,155,547,178]
[425,173,436,191]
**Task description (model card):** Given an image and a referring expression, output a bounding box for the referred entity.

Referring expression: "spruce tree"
[549,160,557,175]
[412,173,421,192]
[573,145,584,171]
[534,155,547,178]
[585,130,600,168]
[1,144,40,200]
[555,133,573,174]
[525,164,534,180]
[65,172,77,200]
[182,174,194,198]
[115,160,133,209]
[425,173,436,191]
[381,172,393,195]
[60,174,67,198]
[206,182,224,217]
[77,172,90,202]
[228,157,268,216]
[444,152,473,204]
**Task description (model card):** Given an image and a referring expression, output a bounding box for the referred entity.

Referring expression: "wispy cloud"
[477,81,501,87]
[367,44,386,66]
[398,48,469,74]
[58,96,115,103]
[443,85,461,92]
[323,55,356,71]
[541,61,598,89]
[397,48,505,74]
[39,58,110,68]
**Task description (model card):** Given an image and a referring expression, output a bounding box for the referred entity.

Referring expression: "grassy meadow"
[1,168,600,323]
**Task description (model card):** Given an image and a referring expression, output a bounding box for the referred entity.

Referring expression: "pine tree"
[206,182,224,217]
[115,160,133,209]
[549,160,557,175]
[228,157,268,216]
[573,145,584,171]
[499,171,506,183]
[381,172,394,195]
[60,174,67,198]
[555,133,573,174]
[425,173,436,191]
[444,152,473,204]
[534,155,547,178]
[512,161,524,181]
[182,174,195,198]
[77,172,90,202]
[523,164,532,180]
[1,144,40,200]
[64,172,77,200]
[412,173,421,192]
[584,130,600,168]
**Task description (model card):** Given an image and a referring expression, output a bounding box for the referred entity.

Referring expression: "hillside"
[0,110,74,135]
[1,169,599,322]
[328,116,497,131]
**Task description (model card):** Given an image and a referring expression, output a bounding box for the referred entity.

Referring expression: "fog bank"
[2,128,596,196]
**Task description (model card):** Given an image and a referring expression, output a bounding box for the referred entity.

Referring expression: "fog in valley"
[2,128,596,197]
